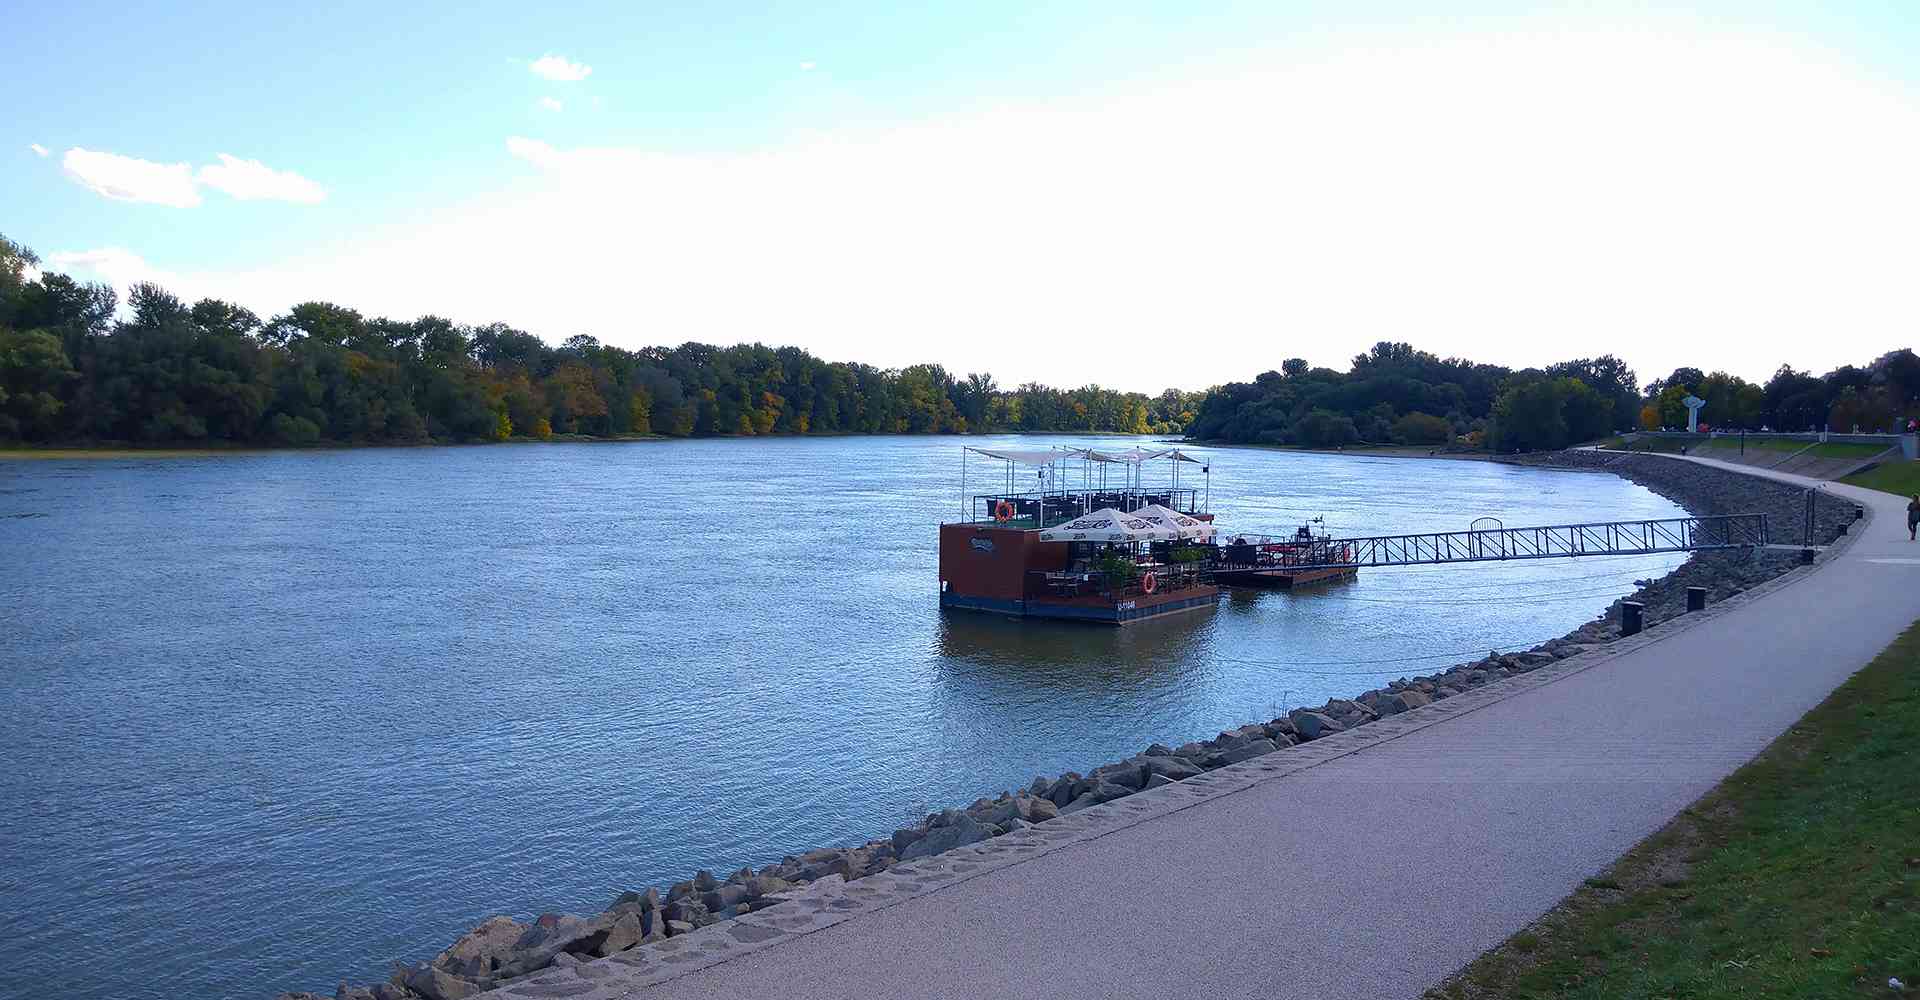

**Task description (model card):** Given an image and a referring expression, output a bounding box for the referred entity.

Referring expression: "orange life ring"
[994,500,1015,523]
[1141,571,1158,594]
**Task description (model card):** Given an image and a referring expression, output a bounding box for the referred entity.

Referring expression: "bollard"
[1801,548,1816,564]
[1855,506,1866,522]
[1839,521,1849,535]
[1686,586,1707,612]
[1621,601,1644,636]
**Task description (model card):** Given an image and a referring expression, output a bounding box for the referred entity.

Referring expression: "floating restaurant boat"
[938,446,1225,624]
[1209,519,1360,589]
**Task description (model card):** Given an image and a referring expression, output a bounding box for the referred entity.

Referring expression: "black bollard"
[1839,520,1849,535]
[1801,547,1816,564]
[1621,601,1644,636]
[1686,586,1707,612]
[1855,506,1865,522]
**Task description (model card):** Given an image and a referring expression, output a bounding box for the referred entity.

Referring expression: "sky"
[5,0,1920,393]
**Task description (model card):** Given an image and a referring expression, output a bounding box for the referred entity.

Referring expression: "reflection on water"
[0,437,1687,1000]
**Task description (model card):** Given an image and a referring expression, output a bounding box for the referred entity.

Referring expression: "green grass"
[1843,460,1920,498]
[1802,442,1894,460]
[1430,620,1920,1000]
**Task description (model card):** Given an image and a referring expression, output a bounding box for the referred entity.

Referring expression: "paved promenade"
[491,458,1920,1000]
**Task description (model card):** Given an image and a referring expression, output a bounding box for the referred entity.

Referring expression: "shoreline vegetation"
[8,235,1919,462]
[1430,618,1920,1000]
[279,452,1854,1000]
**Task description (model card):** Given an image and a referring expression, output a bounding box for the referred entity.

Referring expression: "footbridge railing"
[1271,514,1770,571]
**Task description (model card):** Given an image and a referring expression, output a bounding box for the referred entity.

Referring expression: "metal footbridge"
[1256,513,1770,571]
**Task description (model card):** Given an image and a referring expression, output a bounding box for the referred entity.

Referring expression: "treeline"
[1188,342,1920,452]
[1187,343,1639,451]
[0,235,1199,445]
[1635,361,1920,435]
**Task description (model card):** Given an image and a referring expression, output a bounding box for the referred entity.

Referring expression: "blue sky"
[7,1,1920,390]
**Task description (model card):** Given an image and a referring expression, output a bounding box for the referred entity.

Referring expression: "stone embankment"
[277,450,1852,1000]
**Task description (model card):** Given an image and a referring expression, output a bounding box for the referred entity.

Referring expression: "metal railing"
[971,488,1200,526]
[1030,561,1214,598]
[1251,513,1770,571]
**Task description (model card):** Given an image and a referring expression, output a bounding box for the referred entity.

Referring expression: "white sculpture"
[1683,394,1706,433]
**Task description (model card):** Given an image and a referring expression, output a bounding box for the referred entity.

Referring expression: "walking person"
[1909,495,1920,541]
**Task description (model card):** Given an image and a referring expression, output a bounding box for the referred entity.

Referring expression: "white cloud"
[61,148,202,207]
[54,148,324,206]
[195,154,327,203]
[539,97,564,112]
[47,247,168,290]
[529,54,592,82]
[29,143,48,157]
[799,61,817,71]
[51,25,1920,389]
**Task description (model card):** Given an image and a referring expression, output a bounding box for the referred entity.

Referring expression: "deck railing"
[1029,561,1214,599]
[970,488,1200,526]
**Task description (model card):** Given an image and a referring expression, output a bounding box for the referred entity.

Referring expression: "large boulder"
[1387,690,1431,713]
[608,888,659,915]
[898,814,992,860]
[1289,710,1344,740]
[1142,754,1204,782]
[494,912,617,978]
[1021,796,1060,823]
[973,793,1057,828]
[1213,738,1278,765]
[430,916,525,979]
[747,875,795,898]
[402,964,484,1000]
[1059,780,1132,814]
[662,896,712,928]
[1090,760,1148,791]
[593,911,648,957]
[701,883,752,912]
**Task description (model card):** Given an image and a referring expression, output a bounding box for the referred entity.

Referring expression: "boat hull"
[1212,565,1358,588]
[940,586,1221,624]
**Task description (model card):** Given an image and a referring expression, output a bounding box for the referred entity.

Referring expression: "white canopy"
[1081,446,1168,464]
[1164,448,1207,465]
[966,447,1063,466]
[1037,507,1181,543]
[1131,503,1217,541]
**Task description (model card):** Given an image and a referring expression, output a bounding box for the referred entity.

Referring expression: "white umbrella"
[1037,507,1180,543]
[1131,503,1217,541]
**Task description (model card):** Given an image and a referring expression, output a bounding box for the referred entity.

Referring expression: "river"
[0,436,1687,999]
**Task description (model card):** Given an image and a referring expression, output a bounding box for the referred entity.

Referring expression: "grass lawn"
[1843,461,1920,498]
[1429,620,1920,1000]
[1805,442,1896,460]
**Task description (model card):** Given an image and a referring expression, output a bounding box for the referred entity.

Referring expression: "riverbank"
[0,434,670,460]
[276,450,1850,1000]
[1430,617,1920,1000]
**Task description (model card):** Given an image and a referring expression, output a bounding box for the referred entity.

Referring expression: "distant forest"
[0,234,1198,445]
[2,232,1916,450]
[1186,343,1920,451]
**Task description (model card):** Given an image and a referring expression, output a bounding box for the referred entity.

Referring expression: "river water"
[0,436,1687,999]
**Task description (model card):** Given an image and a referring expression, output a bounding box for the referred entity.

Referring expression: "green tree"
[1391,411,1453,445]
[0,328,75,439]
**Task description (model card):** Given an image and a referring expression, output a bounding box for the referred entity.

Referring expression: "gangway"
[1239,513,1769,572]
